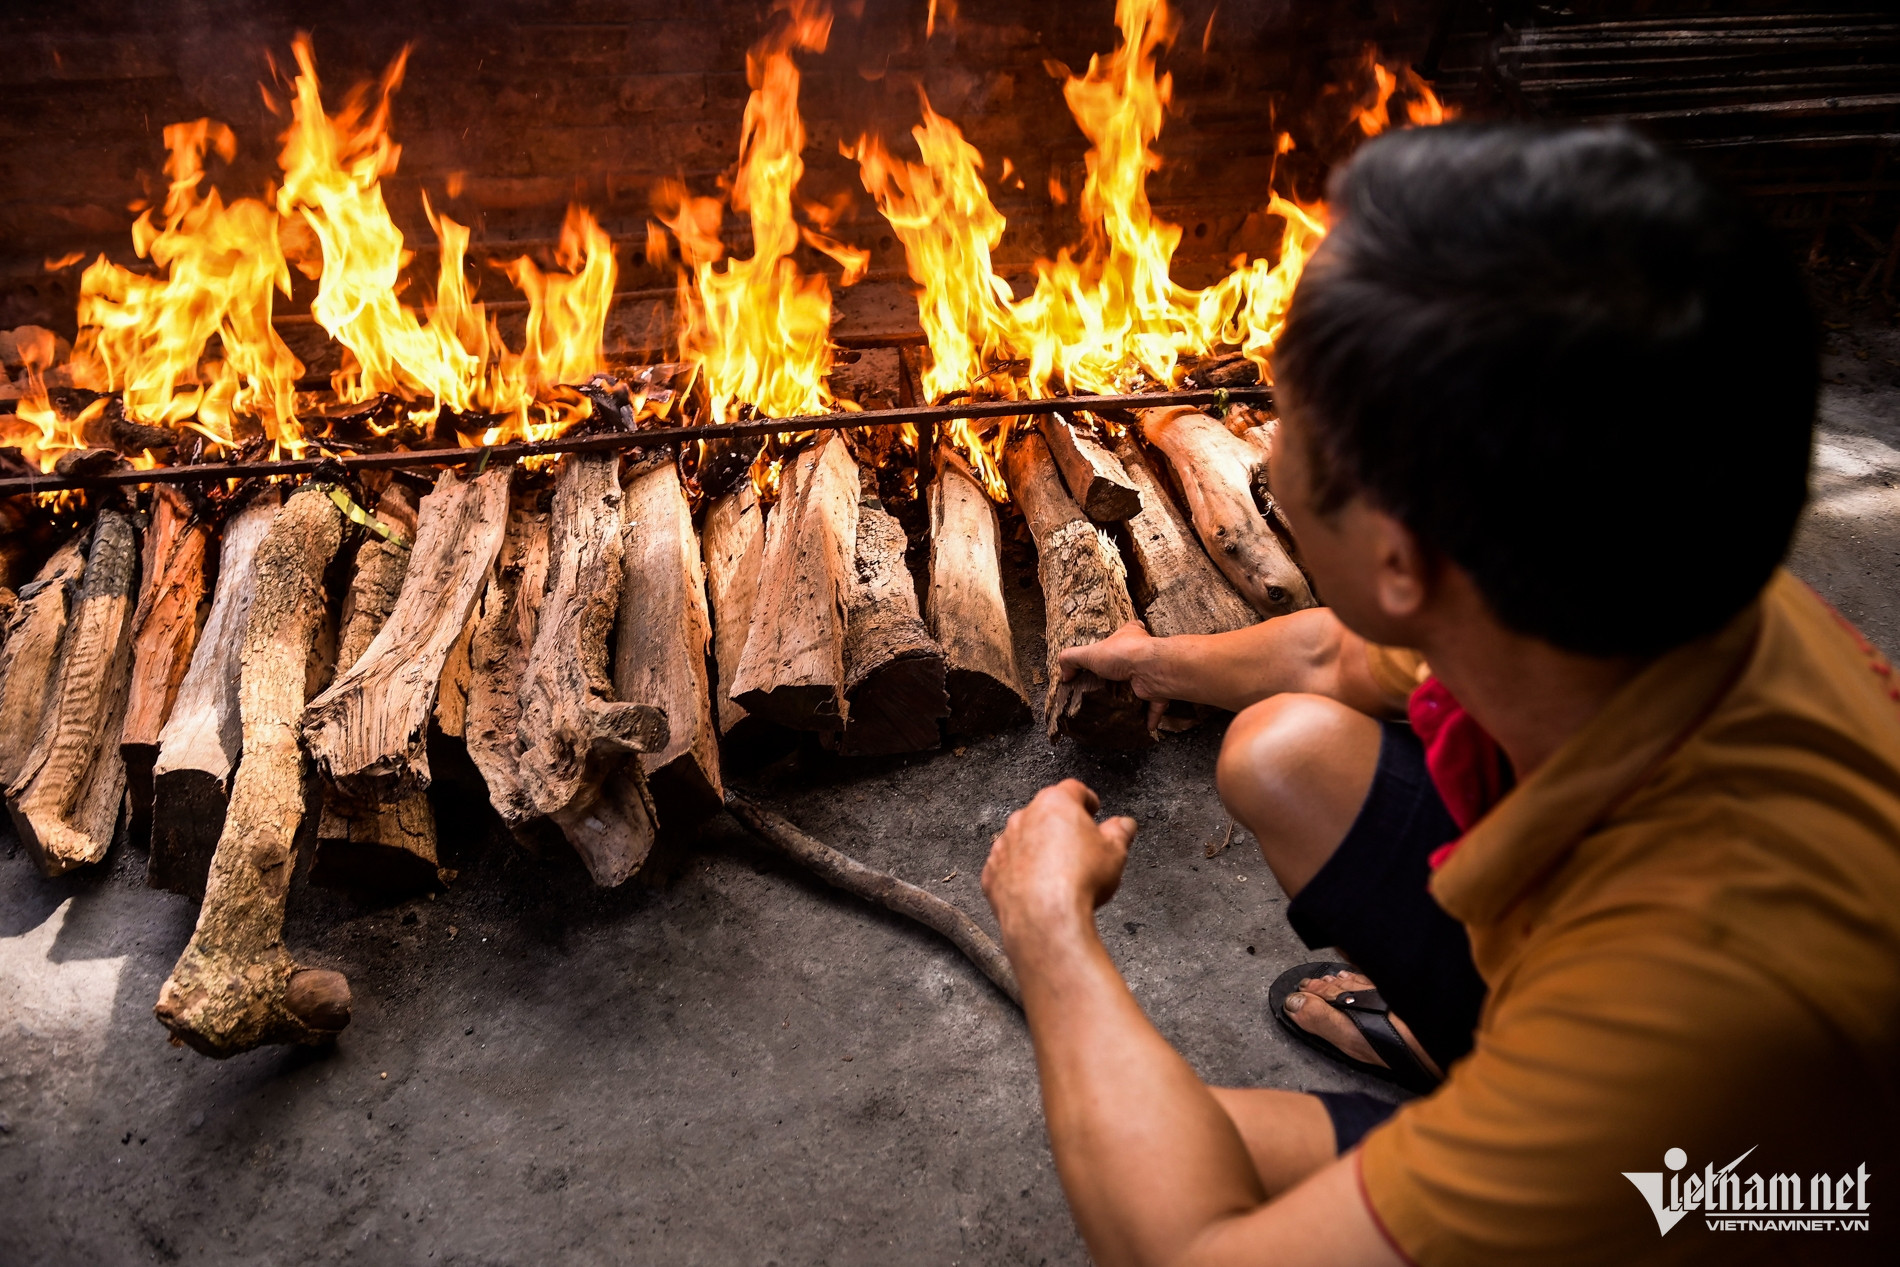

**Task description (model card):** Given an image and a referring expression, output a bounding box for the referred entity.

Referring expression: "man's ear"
[1369,506,1431,620]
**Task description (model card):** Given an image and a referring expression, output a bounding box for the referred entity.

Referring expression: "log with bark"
[308,481,443,895]
[1002,433,1154,750]
[1113,435,1256,638]
[613,456,723,826]
[8,509,140,875]
[0,536,86,790]
[154,484,353,1057]
[1037,412,1141,523]
[834,470,948,756]
[1136,405,1313,616]
[728,434,860,732]
[303,467,511,802]
[515,452,668,887]
[701,481,774,746]
[465,492,552,834]
[148,490,281,898]
[122,486,210,844]
[926,447,1030,737]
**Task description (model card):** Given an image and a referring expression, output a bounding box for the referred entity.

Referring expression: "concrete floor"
[3,308,1898,1266]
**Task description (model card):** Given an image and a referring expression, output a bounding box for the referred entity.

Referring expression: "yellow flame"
[70,118,304,455]
[659,0,842,442]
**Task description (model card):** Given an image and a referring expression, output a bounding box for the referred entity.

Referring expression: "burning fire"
[5,4,1451,493]
[844,0,1424,497]
[654,0,861,455]
[7,36,621,475]
[71,119,304,456]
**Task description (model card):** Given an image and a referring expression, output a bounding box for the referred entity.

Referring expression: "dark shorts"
[1284,720,1491,1148]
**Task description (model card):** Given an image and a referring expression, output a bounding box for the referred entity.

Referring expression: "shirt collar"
[1429,588,1766,927]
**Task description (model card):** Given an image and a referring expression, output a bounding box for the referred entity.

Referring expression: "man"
[981,123,1900,1265]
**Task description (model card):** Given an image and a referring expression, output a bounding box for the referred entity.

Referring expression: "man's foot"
[1283,970,1444,1081]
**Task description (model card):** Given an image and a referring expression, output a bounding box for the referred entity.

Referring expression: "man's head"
[1270,123,1817,658]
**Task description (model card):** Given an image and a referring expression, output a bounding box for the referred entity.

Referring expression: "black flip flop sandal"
[1269,961,1440,1096]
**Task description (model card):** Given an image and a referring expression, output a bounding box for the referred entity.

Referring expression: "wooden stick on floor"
[725,793,1020,1007]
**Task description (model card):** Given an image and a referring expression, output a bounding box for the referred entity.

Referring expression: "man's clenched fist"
[981,780,1137,950]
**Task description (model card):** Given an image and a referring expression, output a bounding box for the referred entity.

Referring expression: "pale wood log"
[8,510,140,875]
[311,482,441,896]
[517,453,668,887]
[432,610,477,740]
[1038,413,1141,522]
[835,472,948,756]
[1236,420,1302,549]
[1113,435,1256,638]
[122,486,210,842]
[0,536,86,790]
[154,485,352,1057]
[927,447,1030,737]
[614,458,723,826]
[729,434,859,731]
[702,482,767,739]
[1002,434,1154,750]
[1137,406,1313,616]
[149,491,281,898]
[303,467,512,803]
[465,494,551,830]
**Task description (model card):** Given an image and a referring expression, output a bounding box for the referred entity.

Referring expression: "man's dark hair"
[1273,123,1817,658]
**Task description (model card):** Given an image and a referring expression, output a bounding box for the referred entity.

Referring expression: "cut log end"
[1047,669,1154,750]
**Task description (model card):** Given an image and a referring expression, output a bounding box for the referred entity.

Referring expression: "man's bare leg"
[1210,694,1442,1177]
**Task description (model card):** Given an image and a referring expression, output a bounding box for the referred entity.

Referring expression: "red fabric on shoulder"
[1407,676,1512,869]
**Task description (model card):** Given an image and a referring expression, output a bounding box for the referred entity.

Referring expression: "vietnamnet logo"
[1624,1147,1872,1234]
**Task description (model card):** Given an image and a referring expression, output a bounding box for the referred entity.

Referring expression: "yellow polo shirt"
[1358,571,1900,1265]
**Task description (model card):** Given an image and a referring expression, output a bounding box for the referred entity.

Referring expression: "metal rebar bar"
[0,387,1272,498]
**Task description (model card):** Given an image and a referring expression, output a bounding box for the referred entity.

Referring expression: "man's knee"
[1217,694,1383,895]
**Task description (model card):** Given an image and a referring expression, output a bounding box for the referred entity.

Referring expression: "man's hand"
[982,780,1137,949]
[1058,620,1170,731]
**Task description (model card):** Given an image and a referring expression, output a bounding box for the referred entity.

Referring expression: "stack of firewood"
[0,355,1308,1058]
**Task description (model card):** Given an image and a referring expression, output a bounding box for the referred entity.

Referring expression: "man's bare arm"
[1057,609,1402,720]
[984,781,1404,1267]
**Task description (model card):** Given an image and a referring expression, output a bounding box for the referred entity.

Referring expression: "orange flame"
[277,35,616,443]
[1351,47,1455,136]
[70,118,304,455]
[853,93,1017,495]
[660,0,842,434]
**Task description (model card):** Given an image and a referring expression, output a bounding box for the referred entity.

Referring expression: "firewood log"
[154,484,352,1057]
[828,471,948,756]
[516,453,669,887]
[1113,435,1256,638]
[927,447,1030,737]
[310,482,441,896]
[465,492,551,831]
[122,487,210,844]
[1235,420,1301,549]
[702,481,767,739]
[729,434,860,732]
[149,490,281,898]
[1037,412,1142,522]
[613,457,723,825]
[433,610,477,740]
[0,536,86,790]
[7,509,140,875]
[1137,405,1313,616]
[1002,433,1154,750]
[303,467,512,803]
